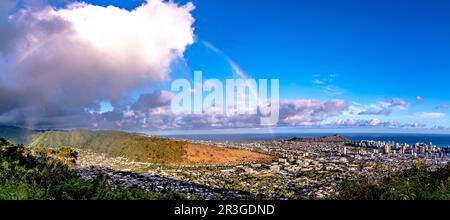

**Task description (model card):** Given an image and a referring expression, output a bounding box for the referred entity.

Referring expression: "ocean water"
[164,133,450,147]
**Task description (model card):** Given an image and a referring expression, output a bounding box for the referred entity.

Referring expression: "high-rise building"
[385,144,391,155]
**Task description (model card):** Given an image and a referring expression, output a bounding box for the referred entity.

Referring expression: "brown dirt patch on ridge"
[174,144,273,165]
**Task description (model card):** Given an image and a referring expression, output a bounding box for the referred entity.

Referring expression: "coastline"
[162,132,450,148]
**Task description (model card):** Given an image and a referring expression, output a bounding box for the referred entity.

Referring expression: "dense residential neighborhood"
[74,136,450,199]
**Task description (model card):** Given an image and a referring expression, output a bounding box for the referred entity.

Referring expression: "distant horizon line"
[1,124,450,136]
[145,127,450,136]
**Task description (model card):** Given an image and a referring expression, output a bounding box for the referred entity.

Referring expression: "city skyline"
[0,0,449,133]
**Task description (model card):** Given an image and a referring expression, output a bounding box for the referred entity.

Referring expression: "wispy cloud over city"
[436,105,450,110]
[349,99,408,116]
[312,74,344,96]
[413,112,447,119]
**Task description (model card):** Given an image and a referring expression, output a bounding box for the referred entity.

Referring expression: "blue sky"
[93,0,450,129]
[185,0,450,98]
[1,0,449,132]
[88,0,450,96]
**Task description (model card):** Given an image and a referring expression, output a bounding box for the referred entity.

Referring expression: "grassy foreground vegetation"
[29,130,187,164]
[0,138,186,200]
[334,162,450,200]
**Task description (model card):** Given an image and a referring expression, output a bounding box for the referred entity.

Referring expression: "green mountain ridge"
[0,126,187,164]
[29,130,187,163]
[0,125,35,144]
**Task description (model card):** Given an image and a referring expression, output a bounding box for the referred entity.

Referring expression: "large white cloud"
[0,0,195,128]
[54,0,195,82]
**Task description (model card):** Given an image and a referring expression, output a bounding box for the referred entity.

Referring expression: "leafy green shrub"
[334,162,450,200]
[0,138,187,200]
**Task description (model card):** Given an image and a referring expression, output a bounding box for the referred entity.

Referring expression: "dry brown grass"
[173,143,274,165]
